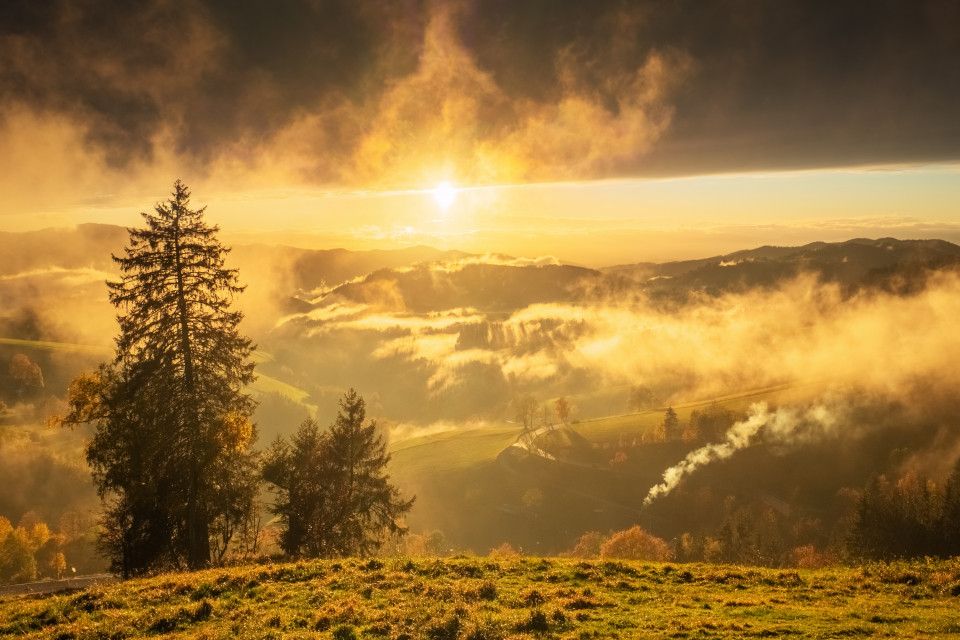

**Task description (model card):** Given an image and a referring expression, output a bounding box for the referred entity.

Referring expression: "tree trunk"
[186,476,210,569]
[172,207,208,569]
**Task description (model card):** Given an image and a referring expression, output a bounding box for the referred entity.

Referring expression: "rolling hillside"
[5,231,960,560]
[3,557,960,639]
[385,384,811,554]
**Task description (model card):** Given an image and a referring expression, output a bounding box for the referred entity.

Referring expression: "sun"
[432,181,456,210]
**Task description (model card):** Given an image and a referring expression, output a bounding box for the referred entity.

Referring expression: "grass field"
[386,384,804,477]
[3,556,960,639]
[389,426,520,476]
[380,384,825,553]
[569,382,809,445]
[386,383,808,490]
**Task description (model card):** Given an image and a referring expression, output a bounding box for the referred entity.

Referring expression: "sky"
[2,0,959,265]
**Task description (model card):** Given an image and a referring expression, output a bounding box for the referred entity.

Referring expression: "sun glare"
[432,181,456,209]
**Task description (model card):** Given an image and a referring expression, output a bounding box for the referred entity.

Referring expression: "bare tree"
[555,396,572,425]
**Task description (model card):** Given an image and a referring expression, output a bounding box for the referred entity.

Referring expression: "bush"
[489,543,518,558]
[463,616,505,640]
[516,610,549,633]
[425,615,461,640]
[600,526,672,561]
[0,528,37,583]
[565,531,607,558]
[790,544,836,568]
[332,624,358,640]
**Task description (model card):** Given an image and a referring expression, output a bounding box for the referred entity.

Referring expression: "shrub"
[489,543,519,558]
[566,531,607,558]
[193,600,213,621]
[463,616,505,640]
[600,526,672,561]
[425,615,461,640]
[332,624,358,640]
[473,580,497,601]
[516,610,549,633]
[790,544,836,568]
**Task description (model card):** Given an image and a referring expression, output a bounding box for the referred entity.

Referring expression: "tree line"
[557,459,960,567]
[581,404,960,565]
[0,512,103,584]
[848,466,960,560]
[58,181,413,578]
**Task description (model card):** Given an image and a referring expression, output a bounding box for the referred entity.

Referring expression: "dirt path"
[0,574,117,599]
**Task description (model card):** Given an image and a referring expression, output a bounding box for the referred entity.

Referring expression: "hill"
[321,262,599,314]
[385,384,810,554]
[3,557,960,638]
[232,244,473,295]
[604,237,960,296]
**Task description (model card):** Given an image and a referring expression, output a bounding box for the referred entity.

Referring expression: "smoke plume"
[643,401,844,504]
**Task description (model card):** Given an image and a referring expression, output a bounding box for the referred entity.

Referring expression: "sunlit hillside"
[4,557,960,638]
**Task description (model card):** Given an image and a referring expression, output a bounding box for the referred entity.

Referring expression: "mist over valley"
[4,227,960,561]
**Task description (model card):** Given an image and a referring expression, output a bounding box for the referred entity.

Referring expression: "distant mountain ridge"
[0,223,126,276]
[602,237,960,296]
[299,237,960,317]
[230,244,472,295]
[5,225,958,292]
[4,227,960,325]
[0,224,472,292]
[321,262,600,314]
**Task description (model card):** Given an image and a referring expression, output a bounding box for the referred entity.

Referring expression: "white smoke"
[643,401,841,505]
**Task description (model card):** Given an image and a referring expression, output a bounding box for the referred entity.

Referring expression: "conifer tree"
[324,389,414,556]
[663,407,681,440]
[261,418,331,556]
[940,458,960,554]
[60,180,257,575]
[263,390,414,557]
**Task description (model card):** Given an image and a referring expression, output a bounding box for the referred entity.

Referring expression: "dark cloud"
[463,0,960,175]
[1,0,957,186]
[636,0,960,174]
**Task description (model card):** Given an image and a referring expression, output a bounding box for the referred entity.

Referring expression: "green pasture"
[3,557,959,639]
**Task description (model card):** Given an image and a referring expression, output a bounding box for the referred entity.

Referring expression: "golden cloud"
[286,269,960,409]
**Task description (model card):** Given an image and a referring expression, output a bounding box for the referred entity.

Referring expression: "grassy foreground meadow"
[3,557,960,639]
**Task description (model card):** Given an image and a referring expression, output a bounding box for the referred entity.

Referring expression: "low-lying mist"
[270,263,960,435]
[7,228,960,446]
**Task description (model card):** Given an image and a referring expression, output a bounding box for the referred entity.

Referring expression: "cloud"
[299,304,484,335]
[0,0,685,211]
[0,266,113,285]
[21,0,960,213]
[278,2,684,188]
[264,258,960,492]
[275,260,960,429]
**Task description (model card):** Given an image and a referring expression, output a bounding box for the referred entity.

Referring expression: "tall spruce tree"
[60,180,257,575]
[263,390,414,557]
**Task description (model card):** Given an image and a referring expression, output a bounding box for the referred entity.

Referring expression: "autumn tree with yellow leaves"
[60,181,257,577]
